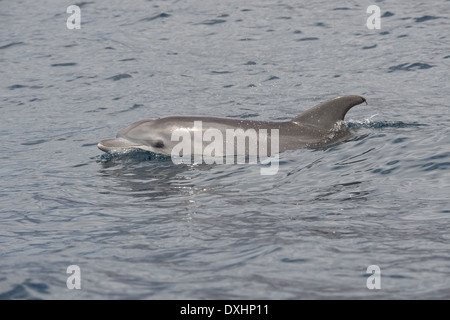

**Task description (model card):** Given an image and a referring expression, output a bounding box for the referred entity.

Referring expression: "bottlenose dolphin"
[98,95,366,156]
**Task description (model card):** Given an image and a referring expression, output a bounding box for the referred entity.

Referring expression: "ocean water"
[0,0,449,299]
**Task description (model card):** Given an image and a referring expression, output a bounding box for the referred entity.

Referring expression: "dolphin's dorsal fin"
[291,95,366,130]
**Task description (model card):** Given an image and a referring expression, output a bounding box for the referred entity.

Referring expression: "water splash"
[347,116,427,129]
[97,150,172,164]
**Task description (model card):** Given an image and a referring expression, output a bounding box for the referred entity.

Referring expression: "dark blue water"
[1,0,449,299]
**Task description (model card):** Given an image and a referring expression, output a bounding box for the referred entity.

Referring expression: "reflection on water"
[97,151,220,202]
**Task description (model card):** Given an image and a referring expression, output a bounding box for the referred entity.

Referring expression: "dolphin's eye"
[154,140,164,148]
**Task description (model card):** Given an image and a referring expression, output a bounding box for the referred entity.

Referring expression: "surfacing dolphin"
[98,95,367,156]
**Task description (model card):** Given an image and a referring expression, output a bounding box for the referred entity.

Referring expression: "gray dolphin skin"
[98,95,366,156]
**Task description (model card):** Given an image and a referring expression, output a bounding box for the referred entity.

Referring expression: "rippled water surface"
[1,0,449,299]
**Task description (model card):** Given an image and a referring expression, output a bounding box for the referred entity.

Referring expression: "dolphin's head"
[98,119,170,154]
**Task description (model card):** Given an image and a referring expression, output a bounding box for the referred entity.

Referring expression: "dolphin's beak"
[97,137,143,153]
